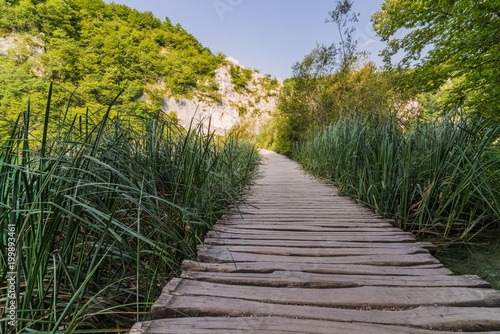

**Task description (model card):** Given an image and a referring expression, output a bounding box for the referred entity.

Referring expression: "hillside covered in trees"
[0,0,280,138]
[1,0,219,109]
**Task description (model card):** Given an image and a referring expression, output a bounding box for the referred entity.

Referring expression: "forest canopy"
[372,0,500,119]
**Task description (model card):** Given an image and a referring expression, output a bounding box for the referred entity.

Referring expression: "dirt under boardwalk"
[130,150,500,333]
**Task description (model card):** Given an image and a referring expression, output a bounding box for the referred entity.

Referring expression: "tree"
[326,0,365,73]
[291,0,369,118]
[267,0,401,155]
[372,0,500,119]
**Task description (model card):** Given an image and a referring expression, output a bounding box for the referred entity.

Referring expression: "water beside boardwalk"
[435,234,500,290]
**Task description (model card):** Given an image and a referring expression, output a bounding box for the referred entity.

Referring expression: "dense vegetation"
[294,113,500,240]
[0,86,259,332]
[260,0,499,240]
[0,0,225,138]
[372,0,500,120]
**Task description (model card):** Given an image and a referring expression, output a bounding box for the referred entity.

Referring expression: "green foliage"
[372,0,500,119]
[237,104,248,117]
[229,63,253,92]
[0,87,259,332]
[326,0,365,73]
[260,74,280,92]
[294,113,500,240]
[267,62,406,155]
[261,1,410,155]
[0,0,225,132]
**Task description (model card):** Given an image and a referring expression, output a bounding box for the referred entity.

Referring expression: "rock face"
[0,33,44,60]
[162,60,281,135]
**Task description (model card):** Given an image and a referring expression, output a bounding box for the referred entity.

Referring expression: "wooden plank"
[220,220,396,226]
[233,202,378,207]
[203,239,437,253]
[213,230,407,237]
[235,206,375,211]
[151,295,500,331]
[213,226,403,232]
[204,238,424,248]
[206,231,416,242]
[225,209,389,214]
[221,214,393,220]
[238,209,378,214]
[181,260,453,276]
[158,278,500,309]
[208,232,415,241]
[235,207,385,211]
[180,271,490,288]
[238,198,365,203]
[208,232,413,238]
[134,317,500,334]
[219,222,395,228]
[197,250,439,266]
[197,245,430,256]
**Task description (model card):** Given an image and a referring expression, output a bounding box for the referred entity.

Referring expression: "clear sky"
[104,0,387,79]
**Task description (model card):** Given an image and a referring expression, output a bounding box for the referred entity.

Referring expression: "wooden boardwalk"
[130,150,500,333]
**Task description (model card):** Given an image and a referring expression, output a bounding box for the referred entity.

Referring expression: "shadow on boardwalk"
[131,150,500,333]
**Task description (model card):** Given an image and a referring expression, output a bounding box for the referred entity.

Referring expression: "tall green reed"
[0,85,259,333]
[294,113,500,240]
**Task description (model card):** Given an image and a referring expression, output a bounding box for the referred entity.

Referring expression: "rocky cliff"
[162,60,281,135]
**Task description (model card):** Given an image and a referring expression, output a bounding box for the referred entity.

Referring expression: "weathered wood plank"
[222,214,393,221]
[197,250,439,266]
[208,231,413,238]
[225,209,388,214]
[157,278,500,309]
[133,317,496,334]
[234,207,375,212]
[150,295,500,331]
[219,221,395,228]
[206,231,417,242]
[219,220,396,227]
[197,244,430,256]
[181,260,453,276]
[203,238,437,253]
[180,271,490,288]
[220,216,394,223]
[213,225,403,233]
[204,238,414,248]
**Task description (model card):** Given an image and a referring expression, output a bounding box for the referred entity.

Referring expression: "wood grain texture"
[181,260,453,275]
[131,150,500,333]
[150,296,500,331]
[131,317,500,334]
[157,278,500,309]
[180,271,491,288]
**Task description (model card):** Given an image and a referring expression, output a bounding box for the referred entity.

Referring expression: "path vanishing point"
[130,150,500,333]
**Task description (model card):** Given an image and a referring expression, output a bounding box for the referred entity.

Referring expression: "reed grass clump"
[293,113,500,240]
[0,85,259,333]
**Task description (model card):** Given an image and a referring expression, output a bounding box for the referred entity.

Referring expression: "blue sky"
[105,0,387,79]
